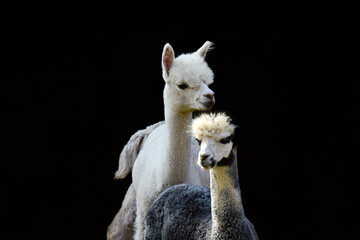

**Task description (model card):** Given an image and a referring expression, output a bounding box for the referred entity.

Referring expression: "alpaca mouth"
[200,100,214,109]
[201,158,216,169]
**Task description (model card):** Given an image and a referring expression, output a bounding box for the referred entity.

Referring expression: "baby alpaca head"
[161,41,215,113]
[192,112,237,169]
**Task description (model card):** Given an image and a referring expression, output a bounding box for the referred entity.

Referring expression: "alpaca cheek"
[215,144,232,161]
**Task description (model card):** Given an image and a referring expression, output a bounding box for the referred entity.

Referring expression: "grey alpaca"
[144,113,259,240]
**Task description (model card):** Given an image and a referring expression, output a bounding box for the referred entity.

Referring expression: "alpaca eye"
[177,84,188,90]
[219,136,232,144]
[196,138,202,145]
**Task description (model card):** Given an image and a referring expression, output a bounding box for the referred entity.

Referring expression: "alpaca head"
[192,112,236,169]
[162,41,215,113]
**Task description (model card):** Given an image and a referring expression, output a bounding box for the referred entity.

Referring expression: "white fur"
[117,41,215,240]
[114,121,164,179]
[108,121,163,240]
[192,112,236,168]
[107,184,136,240]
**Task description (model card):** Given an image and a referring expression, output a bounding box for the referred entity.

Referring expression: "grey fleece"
[145,184,258,240]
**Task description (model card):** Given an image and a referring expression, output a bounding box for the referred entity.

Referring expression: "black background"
[2,2,359,240]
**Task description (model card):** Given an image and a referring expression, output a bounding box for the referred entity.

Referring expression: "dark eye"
[219,136,232,144]
[196,138,202,145]
[177,84,188,90]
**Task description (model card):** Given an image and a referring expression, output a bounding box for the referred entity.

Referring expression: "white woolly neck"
[163,105,193,184]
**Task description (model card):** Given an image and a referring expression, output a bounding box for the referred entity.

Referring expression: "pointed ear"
[196,41,213,58]
[162,43,175,79]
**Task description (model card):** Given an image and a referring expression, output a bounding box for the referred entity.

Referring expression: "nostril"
[200,154,209,160]
[204,93,214,100]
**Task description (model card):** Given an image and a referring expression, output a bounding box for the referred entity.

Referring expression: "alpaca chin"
[200,100,215,109]
[200,158,216,170]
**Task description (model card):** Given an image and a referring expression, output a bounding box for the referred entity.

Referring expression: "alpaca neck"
[210,153,244,239]
[163,106,192,184]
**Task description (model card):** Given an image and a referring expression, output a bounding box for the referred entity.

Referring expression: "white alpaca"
[108,122,164,240]
[145,113,259,240]
[107,41,215,240]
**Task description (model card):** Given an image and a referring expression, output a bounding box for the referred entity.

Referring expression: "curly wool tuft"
[192,112,236,140]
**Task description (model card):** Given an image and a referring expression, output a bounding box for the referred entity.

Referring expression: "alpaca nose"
[204,93,214,100]
[200,153,210,160]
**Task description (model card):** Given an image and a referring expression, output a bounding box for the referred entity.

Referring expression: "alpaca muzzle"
[200,98,215,109]
[199,155,216,169]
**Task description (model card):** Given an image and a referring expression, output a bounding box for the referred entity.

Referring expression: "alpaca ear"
[196,41,213,58]
[162,43,175,79]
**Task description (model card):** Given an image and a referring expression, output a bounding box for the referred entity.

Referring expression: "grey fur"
[144,148,259,240]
